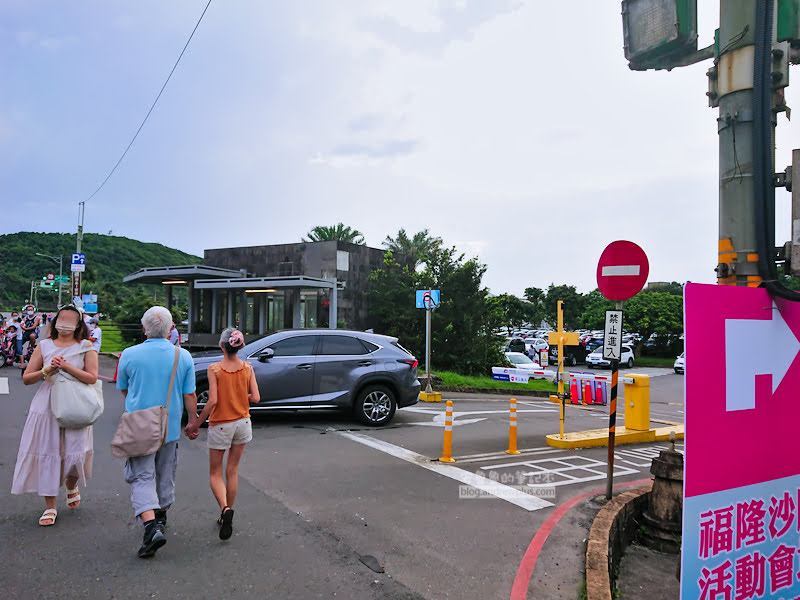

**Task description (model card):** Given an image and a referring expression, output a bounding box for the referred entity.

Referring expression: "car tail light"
[398,359,418,368]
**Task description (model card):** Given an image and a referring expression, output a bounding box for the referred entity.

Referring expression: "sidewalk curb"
[585,482,653,600]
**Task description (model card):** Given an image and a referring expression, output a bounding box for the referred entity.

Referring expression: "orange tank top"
[208,361,252,426]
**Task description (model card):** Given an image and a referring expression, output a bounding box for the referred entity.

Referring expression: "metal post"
[425,300,432,394]
[716,0,763,287]
[57,255,62,308]
[606,300,623,499]
[557,300,565,439]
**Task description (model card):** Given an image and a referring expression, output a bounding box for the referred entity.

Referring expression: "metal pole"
[557,300,565,439]
[57,255,63,307]
[715,0,763,287]
[425,301,432,394]
[606,300,623,499]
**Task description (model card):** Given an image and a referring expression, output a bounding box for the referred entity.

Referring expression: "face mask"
[55,324,76,334]
[26,310,34,316]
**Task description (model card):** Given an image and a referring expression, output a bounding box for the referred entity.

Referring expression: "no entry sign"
[596,241,649,301]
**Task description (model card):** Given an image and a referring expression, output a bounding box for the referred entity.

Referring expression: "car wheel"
[569,355,577,367]
[355,385,396,426]
[627,357,634,368]
[183,384,209,427]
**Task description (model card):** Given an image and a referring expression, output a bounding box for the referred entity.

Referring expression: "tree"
[367,247,504,375]
[543,284,585,329]
[303,223,365,244]
[623,292,683,355]
[382,228,442,268]
[490,294,536,334]
[576,289,614,330]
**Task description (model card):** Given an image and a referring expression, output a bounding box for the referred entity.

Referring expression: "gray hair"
[141,306,173,339]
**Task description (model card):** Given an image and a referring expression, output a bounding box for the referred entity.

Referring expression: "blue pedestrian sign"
[415,289,440,309]
[70,253,86,272]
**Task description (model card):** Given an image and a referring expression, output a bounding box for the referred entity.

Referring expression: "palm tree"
[382,228,442,267]
[303,223,365,244]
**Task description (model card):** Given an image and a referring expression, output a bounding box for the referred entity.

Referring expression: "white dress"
[11,338,94,496]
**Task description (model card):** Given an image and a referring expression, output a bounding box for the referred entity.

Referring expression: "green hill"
[0,232,201,314]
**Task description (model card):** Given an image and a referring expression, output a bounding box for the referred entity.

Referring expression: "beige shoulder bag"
[110,347,180,459]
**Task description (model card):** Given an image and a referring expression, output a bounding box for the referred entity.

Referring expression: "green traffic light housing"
[622,0,698,70]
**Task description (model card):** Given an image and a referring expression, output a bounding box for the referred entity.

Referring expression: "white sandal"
[66,486,81,509]
[39,508,57,526]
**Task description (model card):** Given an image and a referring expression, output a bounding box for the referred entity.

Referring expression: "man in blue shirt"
[116,306,197,558]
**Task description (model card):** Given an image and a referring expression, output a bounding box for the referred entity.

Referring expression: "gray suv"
[191,329,420,426]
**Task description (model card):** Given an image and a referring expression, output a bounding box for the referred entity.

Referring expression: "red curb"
[509,478,652,600]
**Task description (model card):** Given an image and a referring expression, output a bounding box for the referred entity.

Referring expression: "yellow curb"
[419,391,443,402]
[545,424,684,449]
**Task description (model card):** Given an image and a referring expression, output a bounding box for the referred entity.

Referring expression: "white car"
[586,345,635,369]
[674,352,685,374]
[505,352,542,370]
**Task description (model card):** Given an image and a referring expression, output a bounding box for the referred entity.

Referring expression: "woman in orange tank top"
[185,328,259,540]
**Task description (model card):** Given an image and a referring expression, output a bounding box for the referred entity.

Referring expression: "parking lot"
[1,359,682,600]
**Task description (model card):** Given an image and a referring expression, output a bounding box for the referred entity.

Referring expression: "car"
[548,343,591,367]
[504,351,542,369]
[191,329,420,427]
[674,352,685,374]
[586,345,635,368]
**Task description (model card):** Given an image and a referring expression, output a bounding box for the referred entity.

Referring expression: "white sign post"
[603,310,623,361]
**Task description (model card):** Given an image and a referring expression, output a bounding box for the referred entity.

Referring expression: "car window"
[622,346,631,353]
[360,339,379,353]
[319,335,369,355]
[268,335,317,357]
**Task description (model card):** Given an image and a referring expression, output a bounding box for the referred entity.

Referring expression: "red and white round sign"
[596,241,649,301]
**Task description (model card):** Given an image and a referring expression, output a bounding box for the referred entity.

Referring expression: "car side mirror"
[258,348,274,362]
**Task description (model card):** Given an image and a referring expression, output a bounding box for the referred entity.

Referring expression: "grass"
[634,356,677,368]
[434,370,558,393]
[98,320,134,353]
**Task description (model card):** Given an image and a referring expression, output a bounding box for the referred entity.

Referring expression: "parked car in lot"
[505,351,542,369]
[191,329,420,426]
[674,352,685,374]
[586,345,635,368]
[548,343,591,367]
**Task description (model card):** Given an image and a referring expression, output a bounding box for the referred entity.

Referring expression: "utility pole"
[72,201,85,301]
[713,1,766,286]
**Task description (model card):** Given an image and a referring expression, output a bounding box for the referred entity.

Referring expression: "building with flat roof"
[123,241,398,347]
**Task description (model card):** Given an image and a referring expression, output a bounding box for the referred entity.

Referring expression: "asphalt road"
[1,358,683,600]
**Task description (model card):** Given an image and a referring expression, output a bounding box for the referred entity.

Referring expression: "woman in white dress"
[11,305,98,526]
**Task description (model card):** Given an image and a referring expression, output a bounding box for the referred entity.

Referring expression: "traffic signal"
[622,0,698,71]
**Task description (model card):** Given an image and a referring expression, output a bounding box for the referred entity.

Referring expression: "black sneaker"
[138,523,166,558]
[219,508,234,540]
[154,509,167,530]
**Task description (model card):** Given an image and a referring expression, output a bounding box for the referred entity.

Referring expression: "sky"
[2,0,799,296]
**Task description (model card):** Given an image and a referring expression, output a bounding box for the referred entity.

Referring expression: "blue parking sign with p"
[71,253,85,265]
[415,289,440,309]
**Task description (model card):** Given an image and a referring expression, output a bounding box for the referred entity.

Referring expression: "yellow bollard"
[439,400,456,463]
[505,397,521,455]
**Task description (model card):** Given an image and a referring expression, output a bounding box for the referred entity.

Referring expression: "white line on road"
[0,377,8,395]
[336,430,553,511]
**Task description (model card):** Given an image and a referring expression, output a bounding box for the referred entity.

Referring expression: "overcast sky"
[2,1,798,296]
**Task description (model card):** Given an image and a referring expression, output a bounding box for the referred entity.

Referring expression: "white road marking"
[336,430,553,511]
[479,454,639,487]
[454,448,564,464]
[0,377,8,394]
[403,406,557,427]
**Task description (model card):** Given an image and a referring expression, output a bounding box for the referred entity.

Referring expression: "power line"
[85,0,212,203]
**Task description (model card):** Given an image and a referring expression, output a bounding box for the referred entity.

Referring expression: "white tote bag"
[49,345,104,428]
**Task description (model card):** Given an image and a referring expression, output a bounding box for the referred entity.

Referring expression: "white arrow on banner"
[725,302,800,411]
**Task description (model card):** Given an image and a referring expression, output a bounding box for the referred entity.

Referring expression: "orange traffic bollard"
[439,400,456,463]
[583,379,593,404]
[505,397,521,455]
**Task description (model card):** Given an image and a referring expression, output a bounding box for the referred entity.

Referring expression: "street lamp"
[36,252,64,308]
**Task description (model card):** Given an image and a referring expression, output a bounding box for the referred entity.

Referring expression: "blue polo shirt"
[116,338,196,444]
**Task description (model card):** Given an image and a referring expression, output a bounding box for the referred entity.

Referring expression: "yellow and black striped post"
[506,397,521,455]
[439,400,455,463]
[605,353,619,499]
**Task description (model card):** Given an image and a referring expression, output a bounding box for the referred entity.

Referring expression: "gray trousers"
[123,441,179,519]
